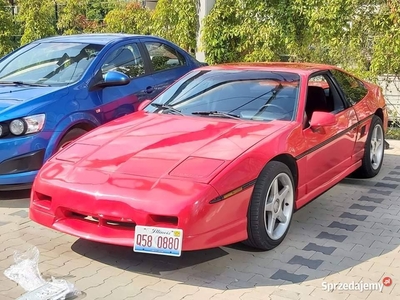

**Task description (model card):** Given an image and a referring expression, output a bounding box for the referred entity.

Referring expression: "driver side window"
[101,43,145,78]
[304,73,346,128]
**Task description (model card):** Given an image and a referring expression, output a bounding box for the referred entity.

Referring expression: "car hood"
[0,85,62,113]
[50,112,288,184]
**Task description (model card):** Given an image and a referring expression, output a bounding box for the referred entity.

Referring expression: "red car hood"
[50,112,287,184]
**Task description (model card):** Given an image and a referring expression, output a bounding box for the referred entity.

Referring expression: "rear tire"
[244,161,295,250]
[55,128,88,152]
[356,116,384,178]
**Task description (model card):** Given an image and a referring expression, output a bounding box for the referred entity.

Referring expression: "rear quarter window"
[331,69,368,105]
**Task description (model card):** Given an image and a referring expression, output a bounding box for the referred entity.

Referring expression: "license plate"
[133,225,183,257]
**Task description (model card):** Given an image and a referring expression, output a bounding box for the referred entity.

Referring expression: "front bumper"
[30,173,252,251]
[0,150,45,175]
[0,150,44,189]
[0,133,49,187]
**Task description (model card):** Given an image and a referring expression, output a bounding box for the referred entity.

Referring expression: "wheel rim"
[370,124,384,170]
[264,173,294,240]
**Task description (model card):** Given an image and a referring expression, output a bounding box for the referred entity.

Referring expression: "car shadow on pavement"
[0,190,30,208]
[71,239,231,275]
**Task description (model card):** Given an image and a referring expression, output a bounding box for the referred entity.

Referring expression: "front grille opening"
[69,211,136,229]
[33,191,52,202]
[70,212,98,223]
[32,191,52,210]
[105,220,136,228]
[150,215,178,226]
[85,216,99,222]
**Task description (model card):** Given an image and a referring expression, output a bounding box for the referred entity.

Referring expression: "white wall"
[145,0,158,10]
[378,76,400,121]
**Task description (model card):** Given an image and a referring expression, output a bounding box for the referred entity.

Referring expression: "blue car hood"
[0,85,64,113]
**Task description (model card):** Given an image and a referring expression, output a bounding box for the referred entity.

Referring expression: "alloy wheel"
[264,173,294,240]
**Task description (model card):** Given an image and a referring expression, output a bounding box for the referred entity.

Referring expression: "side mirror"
[138,99,152,111]
[309,111,336,130]
[93,70,130,89]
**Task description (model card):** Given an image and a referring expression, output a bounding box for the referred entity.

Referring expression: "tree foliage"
[104,2,152,34]
[0,0,399,82]
[202,0,400,79]
[290,0,376,75]
[57,0,116,34]
[370,1,400,76]
[152,0,199,53]
[56,0,87,35]
[86,0,118,20]
[202,0,304,64]
[0,0,15,56]
[199,0,241,63]
[17,0,56,45]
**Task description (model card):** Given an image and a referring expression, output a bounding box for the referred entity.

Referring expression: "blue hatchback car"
[0,34,205,190]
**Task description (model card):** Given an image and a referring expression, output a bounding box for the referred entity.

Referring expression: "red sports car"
[29,63,388,257]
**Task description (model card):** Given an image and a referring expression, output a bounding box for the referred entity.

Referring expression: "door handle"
[146,86,154,94]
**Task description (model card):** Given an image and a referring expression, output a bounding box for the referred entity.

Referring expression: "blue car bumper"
[0,133,50,190]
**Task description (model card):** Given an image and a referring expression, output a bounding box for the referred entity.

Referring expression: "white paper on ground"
[4,247,80,300]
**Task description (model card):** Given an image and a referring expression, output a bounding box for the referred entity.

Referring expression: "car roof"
[201,62,335,76]
[32,34,157,46]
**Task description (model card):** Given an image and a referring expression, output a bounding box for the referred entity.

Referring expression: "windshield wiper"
[0,81,49,87]
[150,103,184,115]
[192,111,241,120]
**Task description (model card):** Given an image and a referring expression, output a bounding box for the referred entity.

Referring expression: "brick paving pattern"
[0,140,400,299]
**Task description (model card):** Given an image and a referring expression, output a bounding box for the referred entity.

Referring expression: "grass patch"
[387,126,400,140]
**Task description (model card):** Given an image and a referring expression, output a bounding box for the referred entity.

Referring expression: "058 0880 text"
[135,234,180,250]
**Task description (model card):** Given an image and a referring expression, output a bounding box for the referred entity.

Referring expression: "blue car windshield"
[144,70,301,122]
[0,42,104,86]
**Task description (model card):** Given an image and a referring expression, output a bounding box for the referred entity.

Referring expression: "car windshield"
[0,42,104,86]
[144,70,301,122]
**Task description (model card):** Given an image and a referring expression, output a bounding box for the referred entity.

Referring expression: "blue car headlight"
[9,119,27,135]
[0,114,46,137]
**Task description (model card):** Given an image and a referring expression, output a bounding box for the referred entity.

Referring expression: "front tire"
[356,116,384,178]
[245,161,295,250]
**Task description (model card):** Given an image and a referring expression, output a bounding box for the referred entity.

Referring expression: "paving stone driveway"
[1,141,400,300]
